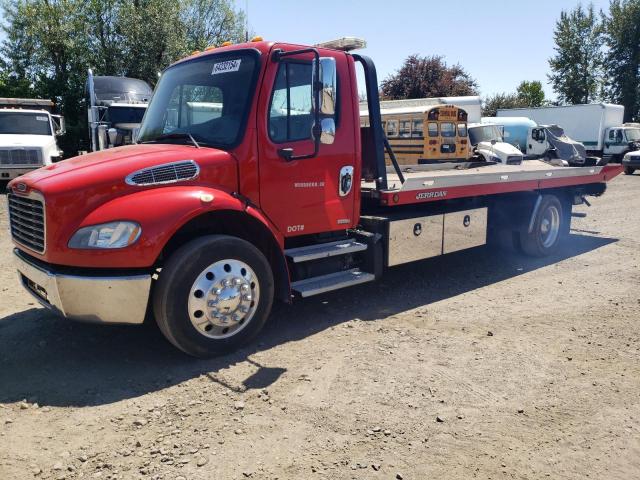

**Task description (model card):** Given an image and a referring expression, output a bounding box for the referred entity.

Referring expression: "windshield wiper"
[143,132,200,148]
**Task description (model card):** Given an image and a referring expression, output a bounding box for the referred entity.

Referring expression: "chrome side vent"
[125,160,199,186]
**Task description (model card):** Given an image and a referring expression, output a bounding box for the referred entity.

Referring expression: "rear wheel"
[624,166,635,175]
[153,235,274,357]
[519,195,567,257]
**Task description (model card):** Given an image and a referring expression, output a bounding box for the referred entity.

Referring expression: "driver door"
[256,47,357,238]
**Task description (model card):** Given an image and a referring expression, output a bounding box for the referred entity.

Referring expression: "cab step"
[291,268,375,297]
[285,239,367,263]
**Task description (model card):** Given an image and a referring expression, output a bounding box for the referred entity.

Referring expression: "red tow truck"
[7,38,622,357]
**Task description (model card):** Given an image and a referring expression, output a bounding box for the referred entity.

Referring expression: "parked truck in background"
[497,103,640,162]
[466,123,524,165]
[0,98,65,181]
[86,69,153,152]
[482,117,589,166]
[8,38,622,357]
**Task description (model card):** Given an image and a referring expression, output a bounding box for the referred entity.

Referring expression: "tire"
[519,194,567,257]
[624,166,635,175]
[153,235,274,357]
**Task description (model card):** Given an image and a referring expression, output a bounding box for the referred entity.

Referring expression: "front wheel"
[624,166,635,175]
[153,235,274,357]
[519,195,568,257]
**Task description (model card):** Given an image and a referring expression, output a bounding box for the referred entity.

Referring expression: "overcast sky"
[237,0,611,100]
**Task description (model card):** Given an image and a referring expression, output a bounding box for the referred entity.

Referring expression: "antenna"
[245,0,249,42]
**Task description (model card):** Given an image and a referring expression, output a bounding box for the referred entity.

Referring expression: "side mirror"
[51,115,66,136]
[312,57,337,145]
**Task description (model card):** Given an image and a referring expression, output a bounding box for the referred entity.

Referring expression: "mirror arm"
[271,47,322,161]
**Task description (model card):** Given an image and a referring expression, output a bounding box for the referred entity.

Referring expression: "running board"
[285,239,367,263]
[291,268,375,297]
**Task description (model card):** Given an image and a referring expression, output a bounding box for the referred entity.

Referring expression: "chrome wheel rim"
[540,205,560,248]
[188,259,260,339]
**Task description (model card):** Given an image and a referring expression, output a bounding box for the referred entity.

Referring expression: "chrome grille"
[0,149,42,166]
[8,193,46,253]
[126,160,199,186]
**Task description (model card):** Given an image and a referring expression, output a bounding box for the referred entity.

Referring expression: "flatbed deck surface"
[362,160,622,206]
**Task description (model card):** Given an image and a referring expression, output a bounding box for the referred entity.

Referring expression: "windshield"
[0,112,52,136]
[108,105,147,128]
[138,51,259,148]
[468,125,503,146]
[625,128,640,141]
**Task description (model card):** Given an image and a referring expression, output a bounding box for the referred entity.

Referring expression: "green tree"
[548,3,604,104]
[380,54,478,100]
[482,92,524,117]
[516,80,545,107]
[0,0,245,154]
[603,0,640,122]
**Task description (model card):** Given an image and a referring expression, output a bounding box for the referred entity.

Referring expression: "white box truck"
[0,98,65,181]
[497,103,640,161]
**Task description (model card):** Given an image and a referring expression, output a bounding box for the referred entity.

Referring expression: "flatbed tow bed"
[363,161,622,206]
[7,38,623,357]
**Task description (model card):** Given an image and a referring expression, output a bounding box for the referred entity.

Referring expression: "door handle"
[278,148,294,161]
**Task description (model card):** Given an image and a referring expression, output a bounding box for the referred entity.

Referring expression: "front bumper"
[1,167,38,180]
[14,249,152,324]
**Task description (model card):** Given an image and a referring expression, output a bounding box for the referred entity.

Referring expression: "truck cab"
[603,125,640,159]
[0,98,65,180]
[467,123,523,164]
[86,71,152,151]
[7,39,622,357]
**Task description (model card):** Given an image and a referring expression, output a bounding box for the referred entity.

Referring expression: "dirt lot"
[0,174,639,480]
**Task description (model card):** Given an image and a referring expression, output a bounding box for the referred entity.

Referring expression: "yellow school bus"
[361,104,470,165]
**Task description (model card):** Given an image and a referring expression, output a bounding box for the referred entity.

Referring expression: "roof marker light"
[205,45,217,51]
[251,36,263,42]
[221,41,232,47]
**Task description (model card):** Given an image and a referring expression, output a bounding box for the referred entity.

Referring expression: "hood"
[478,141,523,156]
[15,143,236,195]
[0,134,56,148]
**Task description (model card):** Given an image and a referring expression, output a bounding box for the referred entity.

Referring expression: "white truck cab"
[0,98,65,180]
[467,123,524,165]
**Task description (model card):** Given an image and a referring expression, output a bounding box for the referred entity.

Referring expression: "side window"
[428,122,438,137]
[609,129,617,141]
[269,62,313,143]
[399,120,411,137]
[411,119,424,138]
[386,120,398,137]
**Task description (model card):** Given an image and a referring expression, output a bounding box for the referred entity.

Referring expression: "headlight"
[68,221,141,249]
[489,155,502,163]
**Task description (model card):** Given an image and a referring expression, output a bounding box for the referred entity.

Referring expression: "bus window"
[412,119,424,138]
[386,120,398,137]
[428,122,438,137]
[441,122,455,137]
[457,123,467,137]
[399,120,411,137]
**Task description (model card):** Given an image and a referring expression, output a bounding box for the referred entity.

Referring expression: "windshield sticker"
[36,116,48,121]
[212,59,241,75]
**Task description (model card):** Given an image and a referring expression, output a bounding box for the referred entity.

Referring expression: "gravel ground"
[0,174,639,480]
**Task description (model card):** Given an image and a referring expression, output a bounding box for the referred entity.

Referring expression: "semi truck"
[8,38,622,357]
[86,70,153,151]
[497,103,640,161]
[0,98,65,180]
